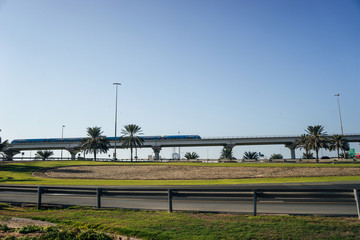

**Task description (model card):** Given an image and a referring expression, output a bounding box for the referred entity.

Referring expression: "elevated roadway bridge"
[7,134,360,160]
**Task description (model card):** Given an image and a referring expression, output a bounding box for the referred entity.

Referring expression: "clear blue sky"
[1,0,359,159]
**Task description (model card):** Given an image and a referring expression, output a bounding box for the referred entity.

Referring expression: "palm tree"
[339,151,351,159]
[80,127,110,161]
[121,124,144,162]
[302,152,314,159]
[295,134,312,159]
[0,140,20,161]
[305,125,329,162]
[184,152,199,160]
[243,151,259,160]
[34,150,54,161]
[220,148,235,160]
[0,140,9,159]
[329,134,350,159]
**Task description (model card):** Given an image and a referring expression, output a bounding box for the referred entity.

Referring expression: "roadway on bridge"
[1,183,359,216]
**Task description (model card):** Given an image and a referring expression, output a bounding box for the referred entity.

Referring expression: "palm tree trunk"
[305,148,309,159]
[315,148,319,163]
[93,149,96,161]
[337,146,340,159]
[130,146,133,162]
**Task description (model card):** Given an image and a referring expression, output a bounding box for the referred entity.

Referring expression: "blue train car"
[11,138,83,144]
[11,135,201,144]
[140,136,162,141]
[163,135,201,140]
[107,136,162,141]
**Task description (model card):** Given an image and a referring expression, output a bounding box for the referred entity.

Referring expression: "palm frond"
[243,151,259,160]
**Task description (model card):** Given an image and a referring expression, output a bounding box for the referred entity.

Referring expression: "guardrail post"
[253,190,257,216]
[168,189,173,212]
[354,189,360,219]
[97,188,102,209]
[37,186,43,210]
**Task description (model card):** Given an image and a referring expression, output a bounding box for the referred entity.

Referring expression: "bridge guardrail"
[0,185,359,218]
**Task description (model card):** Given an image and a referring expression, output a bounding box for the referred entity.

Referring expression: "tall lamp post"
[178,131,180,160]
[334,94,344,136]
[113,83,121,160]
[61,125,65,160]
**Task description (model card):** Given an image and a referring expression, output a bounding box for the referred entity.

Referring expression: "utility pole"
[178,131,180,160]
[113,83,121,160]
[335,94,344,135]
[61,125,65,160]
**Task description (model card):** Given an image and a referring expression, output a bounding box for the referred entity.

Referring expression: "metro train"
[11,138,83,144]
[11,135,201,144]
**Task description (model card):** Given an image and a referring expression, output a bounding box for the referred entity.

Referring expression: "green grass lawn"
[1,204,360,240]
[1,160,360,185]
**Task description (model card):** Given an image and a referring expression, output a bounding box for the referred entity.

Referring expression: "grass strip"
[1,204,360,240]
[1,161,360,186]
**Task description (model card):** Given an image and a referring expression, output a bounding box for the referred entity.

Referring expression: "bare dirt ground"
[0,216,56,229]
[0,215,142,240]
[34,165,360,180]
[0,216,56,239]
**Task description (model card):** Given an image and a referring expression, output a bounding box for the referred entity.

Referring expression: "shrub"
[0,203,11,210]
[76,229,113,240]
[18,225,43,234]
[0,224,10,232]
[270,154,283,159]
[4,236,16,240]
[36,228,113,240]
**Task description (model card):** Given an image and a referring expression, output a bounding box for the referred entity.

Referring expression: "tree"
[80,127,110,161]
[0,140,9,159]
[302,152,314,159]
[220,148,235,160]
[295,134,312,159]
[339,151,351,159]
[243,151,259,160]
[184,152,199,160]
[305,125,329,162]
[329,134,350,159]
[34,150,54,161]
[0,140,19,161]
[270,154,283,159]
[121,124,144,162]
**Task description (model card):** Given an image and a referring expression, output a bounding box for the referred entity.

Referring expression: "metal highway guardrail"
[0,185,359,218]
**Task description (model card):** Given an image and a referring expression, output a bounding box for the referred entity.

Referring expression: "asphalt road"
[1,182,360,216]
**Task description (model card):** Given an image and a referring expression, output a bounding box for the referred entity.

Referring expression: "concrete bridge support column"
[224,144,235,151]
[67,149,81,160]
[285,143,296,159]
[152,146,162,160]
[289,147,296,159]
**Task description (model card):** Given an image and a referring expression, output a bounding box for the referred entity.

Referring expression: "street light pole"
[178,131,180,160]
[113,83,121,160]
[61,125,65,160]
[334,94,344,136]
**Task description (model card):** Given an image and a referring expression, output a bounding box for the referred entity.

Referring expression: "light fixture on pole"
[334,94,344,136]
[61,125,65,160]
[113,83,121,160]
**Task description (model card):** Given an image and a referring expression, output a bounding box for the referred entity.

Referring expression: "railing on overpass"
[202,133,360,139]
[0,185,359,218]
